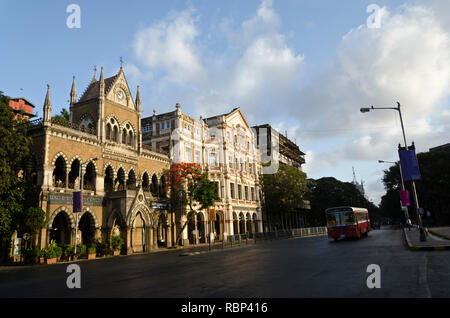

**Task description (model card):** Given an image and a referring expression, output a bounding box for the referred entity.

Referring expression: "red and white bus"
[325,206,371,241]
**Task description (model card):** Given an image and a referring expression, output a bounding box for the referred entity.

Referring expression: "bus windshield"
[326,208,356,226]
[342,211,355,225]
[326,212,340,226]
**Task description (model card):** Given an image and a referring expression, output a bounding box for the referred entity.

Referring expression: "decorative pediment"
[105,69,136,110]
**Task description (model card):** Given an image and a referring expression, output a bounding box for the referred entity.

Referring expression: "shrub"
[53,245,62,258]
[63,244,74,257]
[111,235,124,251]
[23,247,40,262]
[76,244,86,257]
[41,247,57,259]
[94,240,109,256]
[87,244,96,255]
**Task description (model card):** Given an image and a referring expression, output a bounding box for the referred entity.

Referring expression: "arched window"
[115,168,125,191]
[106,123,111,140]
[122,129,127,144]
[113,126,119,142]
[53,156,66,187]
[127,170,136,190]
[151,174,159,197]
[68,159,81,189]
[142,172,150,192]
[83,161,96,191]
[127,132,133,146]
[104,166,114,192]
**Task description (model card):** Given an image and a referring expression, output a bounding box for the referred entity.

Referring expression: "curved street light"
[361,102,426,241]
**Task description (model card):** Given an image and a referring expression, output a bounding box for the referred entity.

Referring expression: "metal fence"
[204,226,327,250]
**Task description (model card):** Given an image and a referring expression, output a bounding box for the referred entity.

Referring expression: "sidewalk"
[403,226,450,251]
[427,227,450,240]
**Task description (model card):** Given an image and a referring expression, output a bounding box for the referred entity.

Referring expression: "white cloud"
[133,8,206,85]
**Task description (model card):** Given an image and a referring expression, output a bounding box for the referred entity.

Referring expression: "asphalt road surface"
[1,227,450,298]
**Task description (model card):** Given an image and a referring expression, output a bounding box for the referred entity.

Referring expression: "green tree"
[166,163,220,245]
[307,177,379,224]
[51,108,70,126]
[261,163,309,230]
[0,92,32,257]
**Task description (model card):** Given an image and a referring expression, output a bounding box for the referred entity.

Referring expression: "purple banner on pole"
[73,191,82,212]
[398,149,421,181]
[400,190,410,206]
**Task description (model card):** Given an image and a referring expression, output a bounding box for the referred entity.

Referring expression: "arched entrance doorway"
[197,213,205,243]
[246,213,253,237]
[214,212,223,240]
[187,212,196,245]
[239,213,245,234]
[233,213,238,235]
[79,212,96,245]
[50,212,71,245]
[131,212,145,253]
[252,214,258,233]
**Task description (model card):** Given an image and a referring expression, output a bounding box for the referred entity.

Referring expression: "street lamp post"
[378,160,410,223]
[361,102,426,241]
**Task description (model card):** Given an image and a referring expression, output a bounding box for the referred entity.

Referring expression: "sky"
[1,0,449,205]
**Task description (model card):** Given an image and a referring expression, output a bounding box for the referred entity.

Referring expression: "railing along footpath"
[201,226,327,250]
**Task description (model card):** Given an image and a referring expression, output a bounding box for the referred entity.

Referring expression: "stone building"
[9,97,36,121]
[252,124,311,230]
[142,106,263,244]
[27,67,173,254]
[252,124,305,171]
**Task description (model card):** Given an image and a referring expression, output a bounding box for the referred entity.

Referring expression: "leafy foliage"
[261,163,309,228]
[0,92,31,243]
[380,150,450,225]
[165,163,219,245]
[51,108,70,126]
[307,177,379,224]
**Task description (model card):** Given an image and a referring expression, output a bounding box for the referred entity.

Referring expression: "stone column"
[166,214,172,247]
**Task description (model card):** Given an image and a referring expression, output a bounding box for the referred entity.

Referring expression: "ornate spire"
[99,66,105,97]
[43,84,52,122]
[135,85,141,111]
[70,75,77,104]
[91,65,97,84]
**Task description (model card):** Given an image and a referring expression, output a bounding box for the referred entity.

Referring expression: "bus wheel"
[333,238,338,242]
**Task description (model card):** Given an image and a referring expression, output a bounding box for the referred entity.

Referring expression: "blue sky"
[1,0,449,204]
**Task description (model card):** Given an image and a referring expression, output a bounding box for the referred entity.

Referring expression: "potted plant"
[62,244,74,261]
[42,246,57,264]
[87,244,96,260]
[111,235,123,256]
[54,245,62,261]
[23,246,40,264]
[76,244,86,259]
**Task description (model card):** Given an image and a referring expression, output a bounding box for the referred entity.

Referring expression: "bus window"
[326,213,340,226]
[343,211,355,224]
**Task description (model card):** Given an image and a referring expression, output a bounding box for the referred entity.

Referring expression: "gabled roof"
[77,74,118,103]
[10,97,36,108]
[205,107,251,129]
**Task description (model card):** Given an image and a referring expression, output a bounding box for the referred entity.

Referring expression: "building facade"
[27,67,173,254]
[9,97,36,120]
[142,106,263,244]
[252,124,311,230]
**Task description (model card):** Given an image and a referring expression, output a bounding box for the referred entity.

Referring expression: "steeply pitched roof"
[77,74,118,103]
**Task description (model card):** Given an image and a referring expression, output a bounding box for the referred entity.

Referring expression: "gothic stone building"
[28,67,173,254]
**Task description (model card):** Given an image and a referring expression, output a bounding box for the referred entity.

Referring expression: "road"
[1,227,450,297]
